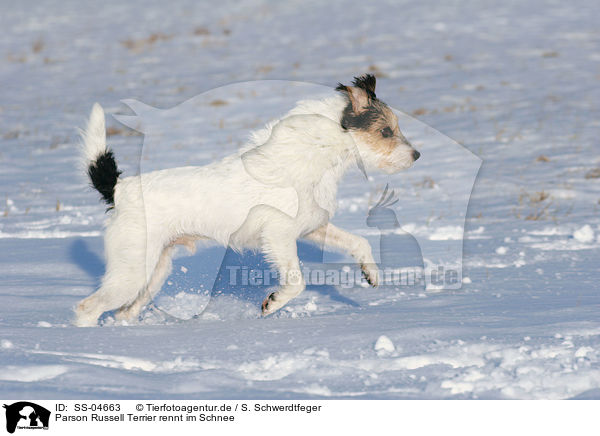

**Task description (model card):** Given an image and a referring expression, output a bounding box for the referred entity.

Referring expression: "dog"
[74,74,420,326]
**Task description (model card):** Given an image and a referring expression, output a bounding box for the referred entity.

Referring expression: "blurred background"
[1,0,598,229]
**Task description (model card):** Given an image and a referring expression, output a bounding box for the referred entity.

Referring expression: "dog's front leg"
[261,236,305,316]
[304,223,379,287]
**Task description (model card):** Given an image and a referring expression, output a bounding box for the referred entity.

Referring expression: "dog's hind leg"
[260,235,306,316]
[74,228,164,327]
[114,245,175,322]
[74,271,146,327]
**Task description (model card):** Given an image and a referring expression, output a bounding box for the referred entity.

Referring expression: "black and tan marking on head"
[335,74,419,172]
[336,74,381,130]
[336,74,404,155]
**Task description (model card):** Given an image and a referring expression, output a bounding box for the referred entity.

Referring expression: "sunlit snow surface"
[1,0,599,399]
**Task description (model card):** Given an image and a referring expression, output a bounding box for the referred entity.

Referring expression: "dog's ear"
[335,83,371,114]
[352,74,376,99]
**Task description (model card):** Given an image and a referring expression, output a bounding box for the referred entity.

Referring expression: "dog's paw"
[261,292,286,316]
[361,263,380,287]
[73,313,99,328]
[73,302,99,327]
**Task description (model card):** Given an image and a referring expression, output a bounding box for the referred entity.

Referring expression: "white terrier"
[75,74,420,326]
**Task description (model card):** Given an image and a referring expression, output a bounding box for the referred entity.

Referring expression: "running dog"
[75,74,420,326]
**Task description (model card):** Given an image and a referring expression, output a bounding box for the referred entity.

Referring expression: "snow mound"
[573,225,595,243]
[374,335,395,354]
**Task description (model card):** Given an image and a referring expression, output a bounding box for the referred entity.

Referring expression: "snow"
[1,0,599,400]
[428,226,463,241]
[374,336,395,355]
[495,246,508,255]
[573,225,595,243]
[0,365,69,383]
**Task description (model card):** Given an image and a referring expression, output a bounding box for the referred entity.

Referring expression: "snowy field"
[1,0,599,399]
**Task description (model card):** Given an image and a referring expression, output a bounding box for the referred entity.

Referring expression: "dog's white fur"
[75,80,418,326]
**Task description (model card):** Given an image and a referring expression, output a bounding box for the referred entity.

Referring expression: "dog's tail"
[81,103,121,206]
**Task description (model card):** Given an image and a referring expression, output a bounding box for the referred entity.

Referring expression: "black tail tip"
[88,150,121,206]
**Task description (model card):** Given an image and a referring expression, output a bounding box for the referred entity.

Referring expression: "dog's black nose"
[412,150,421,161]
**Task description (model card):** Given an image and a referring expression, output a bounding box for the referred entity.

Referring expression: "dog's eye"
[380,127,393,138]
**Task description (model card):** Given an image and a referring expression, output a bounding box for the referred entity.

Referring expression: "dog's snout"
[412,149,421,161]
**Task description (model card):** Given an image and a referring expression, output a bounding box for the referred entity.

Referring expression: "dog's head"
[336,74,420,174]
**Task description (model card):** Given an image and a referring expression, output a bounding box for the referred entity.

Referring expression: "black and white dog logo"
[3,402,50,433]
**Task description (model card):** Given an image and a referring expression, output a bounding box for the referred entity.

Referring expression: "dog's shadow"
[202,241,359,308]
[69,239,105,287]
[296,241,360,307]
[69,238,360,316]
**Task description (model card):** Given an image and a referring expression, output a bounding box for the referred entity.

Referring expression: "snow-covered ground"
[1,0,599,399]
